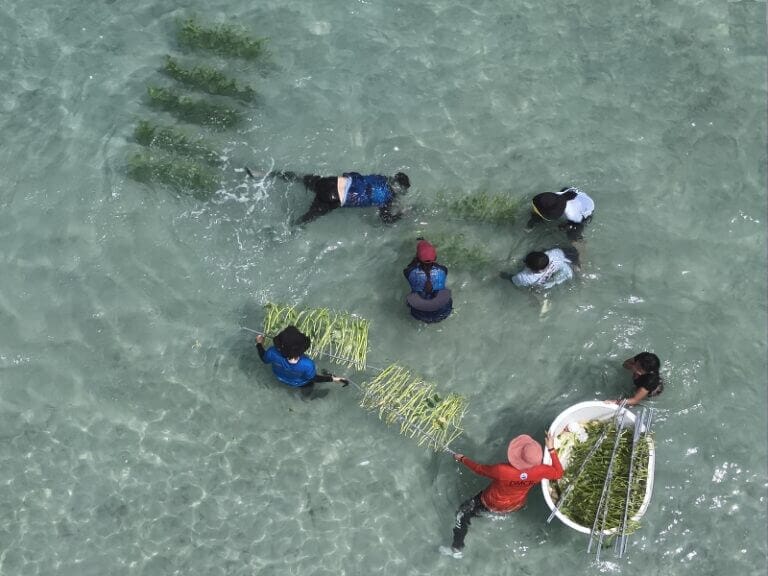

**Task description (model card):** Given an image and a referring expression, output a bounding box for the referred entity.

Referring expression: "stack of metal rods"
[614,407,655,558]
[587,407,629,561]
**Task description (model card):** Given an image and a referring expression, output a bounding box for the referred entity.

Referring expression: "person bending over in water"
[252,169,411,225]
[608,351,664,406]
[255,326,348,399]
[527,186,594,240]
[402,239,453,323]
[440,432,562,558]
[501,246,579,291]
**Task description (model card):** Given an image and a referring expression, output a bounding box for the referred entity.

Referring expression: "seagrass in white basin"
[542,401,655,535]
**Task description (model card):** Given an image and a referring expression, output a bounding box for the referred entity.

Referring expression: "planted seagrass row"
[147,86,241,128]
[360,364,467,451]
[413,232,491,268]
[263,303,370,371]
[443,191,521,224]
[550,420,651,533]
[177,17,267,60]
[127,152,219,199]
[134,120,223,166]
[162,56,256,102]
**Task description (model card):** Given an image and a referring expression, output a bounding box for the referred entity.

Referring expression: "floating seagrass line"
[163,56,256,101]
[414,233,491,268]
[444,191,521,224]
[134,120,222,166]
[127,152,218,199]
[360,364,467,451]
[262,303,369,370]
[177,17,267,59]
[147,86,241,128]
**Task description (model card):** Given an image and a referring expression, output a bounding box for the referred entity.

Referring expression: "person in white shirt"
[527,186,594,240]
[502,247,578,290]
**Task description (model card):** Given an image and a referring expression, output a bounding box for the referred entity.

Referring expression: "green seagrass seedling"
[147,86,241,128]
[443,191,521,224]
[177,17,267,60]
[127,152,219,200]
[134,120,223,166]
[360,363,468,451]
[263,303,370,371]
[162,56,256,102]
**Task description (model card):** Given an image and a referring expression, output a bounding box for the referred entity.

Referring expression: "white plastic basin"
[541,401,655,534]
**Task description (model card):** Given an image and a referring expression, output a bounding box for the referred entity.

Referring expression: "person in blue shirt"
[403,239,453,323]
[502,246,579,291]
[255,326,348,398]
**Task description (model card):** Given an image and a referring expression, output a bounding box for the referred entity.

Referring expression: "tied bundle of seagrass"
[360,364,467,451]
[263,303,370,370]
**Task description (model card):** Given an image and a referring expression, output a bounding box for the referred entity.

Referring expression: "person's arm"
[452,454,503,480]
[606,386,649,406]
[255,335,266,361]
[403,259,418,279]
[542,431,564,479]
[378,200,402,223]
[312,371,349,385]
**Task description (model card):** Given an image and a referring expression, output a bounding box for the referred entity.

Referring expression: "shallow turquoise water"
[0,0,766,575]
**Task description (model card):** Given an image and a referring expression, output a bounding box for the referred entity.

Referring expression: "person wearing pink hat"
[441,431,562,557]
[403,239,453,323]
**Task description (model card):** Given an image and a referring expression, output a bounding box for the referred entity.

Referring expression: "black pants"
[452,492,488,549]
[273,171,341,224]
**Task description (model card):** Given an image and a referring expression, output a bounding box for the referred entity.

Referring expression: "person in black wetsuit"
[608,351,664,406]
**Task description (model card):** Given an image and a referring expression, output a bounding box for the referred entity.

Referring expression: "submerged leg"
[451,493,486,550]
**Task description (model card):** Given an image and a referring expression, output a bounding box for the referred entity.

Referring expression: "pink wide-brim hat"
[507,434,543,470]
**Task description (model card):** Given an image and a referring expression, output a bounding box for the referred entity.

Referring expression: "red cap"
[416,240,437,263]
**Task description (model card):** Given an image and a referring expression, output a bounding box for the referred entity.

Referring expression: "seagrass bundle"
[360,364,467,451]
[263,303,370,370]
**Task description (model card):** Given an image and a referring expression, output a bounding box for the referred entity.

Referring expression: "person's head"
[392,172,411,193]
[531,188,578,220]
[633,352,660,374]
[273,325,311,359]
[524,251,549,271]
[416,239,437,264]
[507,434,543,470]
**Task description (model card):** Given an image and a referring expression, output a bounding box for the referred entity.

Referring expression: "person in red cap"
[441,431,562,557]
[402,239,453,323]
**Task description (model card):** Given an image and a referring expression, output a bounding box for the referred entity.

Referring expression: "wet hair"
[393,172,410,190]
[524,251,549,271]
[634,352,660,373]
[532,189,577,220]
[420,262,435,294]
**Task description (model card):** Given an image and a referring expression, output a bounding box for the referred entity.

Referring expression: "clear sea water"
[0,0,766,575]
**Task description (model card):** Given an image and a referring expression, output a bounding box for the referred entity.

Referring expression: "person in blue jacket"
[255,326,348,398]
[403,239,453,323]
[255,170,410,224]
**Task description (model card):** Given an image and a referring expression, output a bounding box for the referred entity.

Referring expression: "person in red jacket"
[441,432,562,557]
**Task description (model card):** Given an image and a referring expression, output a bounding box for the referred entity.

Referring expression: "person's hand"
[255,334,264,344]
[333,376,350,387]
[604,399,620,405]
[453,453,465,462]
[544,431,555,450]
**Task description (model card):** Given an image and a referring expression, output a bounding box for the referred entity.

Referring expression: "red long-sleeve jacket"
[460,450,563,513]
